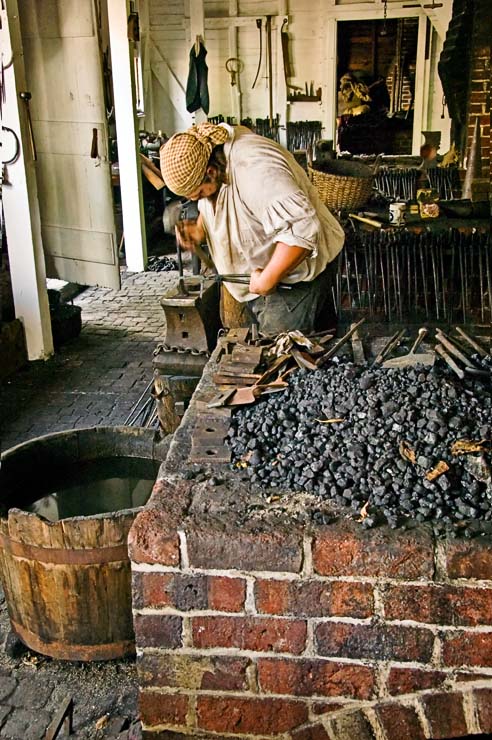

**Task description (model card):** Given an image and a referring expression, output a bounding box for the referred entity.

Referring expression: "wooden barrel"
[0,427,168,661]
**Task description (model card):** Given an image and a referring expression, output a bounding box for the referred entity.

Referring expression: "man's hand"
[175,216,205,252]
[249,268,277,296]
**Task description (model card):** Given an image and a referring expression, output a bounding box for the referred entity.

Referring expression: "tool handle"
[24,104,37,161]
[317,318,365,366]
[90,128,98,158]
[455,327,488,358]
[435,344,465,379]
[410,327,427,355]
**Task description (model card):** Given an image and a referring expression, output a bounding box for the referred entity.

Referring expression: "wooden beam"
[2,0,54,360]
[412,13,428,155]
[107,0,147,273]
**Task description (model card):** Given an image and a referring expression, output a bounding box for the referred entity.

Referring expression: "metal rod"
[266,15,273,127]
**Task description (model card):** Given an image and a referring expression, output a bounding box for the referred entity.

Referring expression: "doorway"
[336,18,419,155]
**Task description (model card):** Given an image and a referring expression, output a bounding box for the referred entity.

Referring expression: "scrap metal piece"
[350,322,365,365]
[399,440,416,464]
[451,439,492,456]
[425,460,450,481]
[190,411,231,462]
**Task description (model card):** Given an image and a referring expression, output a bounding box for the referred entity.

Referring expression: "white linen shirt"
[198,124,345,303]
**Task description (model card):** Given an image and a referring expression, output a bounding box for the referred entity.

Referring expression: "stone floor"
[0,268,180,739]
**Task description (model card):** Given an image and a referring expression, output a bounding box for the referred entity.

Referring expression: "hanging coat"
[186,42,210,115]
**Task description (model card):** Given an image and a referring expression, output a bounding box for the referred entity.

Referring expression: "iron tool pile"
[228,356,492,536]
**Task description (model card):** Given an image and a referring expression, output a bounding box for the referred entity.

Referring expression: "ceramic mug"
[389,202,406,226]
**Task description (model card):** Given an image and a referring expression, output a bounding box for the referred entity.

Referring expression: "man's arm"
[249,242,308,296]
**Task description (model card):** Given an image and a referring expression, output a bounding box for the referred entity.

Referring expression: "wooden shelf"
[287,94,321,103]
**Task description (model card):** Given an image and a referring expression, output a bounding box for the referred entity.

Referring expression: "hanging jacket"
[186,42,210,115]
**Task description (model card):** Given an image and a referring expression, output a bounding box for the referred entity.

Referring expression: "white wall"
[143,0,451,154]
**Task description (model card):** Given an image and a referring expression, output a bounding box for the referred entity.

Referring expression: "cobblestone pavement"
[0,268,180,739]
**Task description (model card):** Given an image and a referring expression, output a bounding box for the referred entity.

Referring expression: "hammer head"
[19,91,32,102]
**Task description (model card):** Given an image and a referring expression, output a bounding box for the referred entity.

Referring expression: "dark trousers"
[247,261,337,336]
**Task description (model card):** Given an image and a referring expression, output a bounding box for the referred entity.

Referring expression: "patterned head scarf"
[160,123,229,196]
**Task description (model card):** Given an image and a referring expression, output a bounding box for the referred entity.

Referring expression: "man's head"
[160,123,229,199]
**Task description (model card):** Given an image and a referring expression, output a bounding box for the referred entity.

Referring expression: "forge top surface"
[154,334,491,541]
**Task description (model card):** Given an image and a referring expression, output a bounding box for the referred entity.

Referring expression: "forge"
[130,337,492,739]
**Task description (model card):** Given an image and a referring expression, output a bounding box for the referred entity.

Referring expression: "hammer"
[19,91,37,161]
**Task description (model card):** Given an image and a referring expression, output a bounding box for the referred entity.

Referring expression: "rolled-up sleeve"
[261,191,320,256]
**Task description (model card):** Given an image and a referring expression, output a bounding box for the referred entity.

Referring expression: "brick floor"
[0,268,180,738]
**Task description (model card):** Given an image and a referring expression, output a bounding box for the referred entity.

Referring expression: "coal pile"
[227,357,492,536]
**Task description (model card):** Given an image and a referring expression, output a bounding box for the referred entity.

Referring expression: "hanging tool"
[226,57,243,87]
[251,18,263,89]
[280,18,302,92]
[19,91,37,161]
[265,15,273,127]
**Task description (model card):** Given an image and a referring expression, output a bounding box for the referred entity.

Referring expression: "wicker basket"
[308,159,374,211]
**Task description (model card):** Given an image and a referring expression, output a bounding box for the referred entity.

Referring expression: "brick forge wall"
[130,476,492,738]
[466,0,491,179]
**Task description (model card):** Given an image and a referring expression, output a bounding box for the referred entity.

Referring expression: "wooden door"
[19,0,120,289]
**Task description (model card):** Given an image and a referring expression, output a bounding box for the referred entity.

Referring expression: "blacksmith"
[160,122,344,336]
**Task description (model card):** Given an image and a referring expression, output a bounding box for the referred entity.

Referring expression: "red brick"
[257,657,375,699]
[133,573,246,612]
[137,653,251,691]
[129,478,193,566]
[420,692,468,739]
[196,696,308,734]
[291,723,329,740]
[455,671,492,681]
[208,576,246,612]
[442,631,492,667]
[474,687,492,733]
[315,622,434,663]
[186,528,303,572]
[383,584,492,626]
[445,539,492,580]
[192,616,307,654]
[134,615,182,649]
[139,691,188,727]
[255,579,373,618]
[311,702,345,715]
[387,667,447,695]
[374,703,426,740]
[133,572,174,609]
[312,523,434,579]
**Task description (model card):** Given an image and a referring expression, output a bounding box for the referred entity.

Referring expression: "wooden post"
[2,0,54,360]
[107,0,148,273]
[412,13,429,155]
